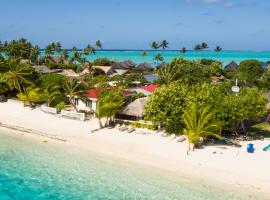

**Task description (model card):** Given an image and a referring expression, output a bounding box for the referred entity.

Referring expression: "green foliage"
[130,121,157,130]
[132,92,145,101]
[1,59,37,93]
[238,60,263,85]
[40,84,63,107]
[63,80,84,112]
[97,89,125,127]
[17,86,41,107]
[145,81,267,133]
[93,58,115,66]
[209,62,226,77]
[157,58,210,85]
[183,103,221,149]
[38,73,67,90]
[55,102,66,113]
[153,53,164,64]
[145,82,189,133]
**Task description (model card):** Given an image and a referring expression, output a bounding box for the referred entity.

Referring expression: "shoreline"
[0,101,270,199]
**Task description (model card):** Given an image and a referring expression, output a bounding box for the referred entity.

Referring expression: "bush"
[93,58,115,66]
[55,102,65,113]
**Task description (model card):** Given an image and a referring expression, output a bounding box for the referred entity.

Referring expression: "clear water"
[41,50,270,66]
[0,130,259,200]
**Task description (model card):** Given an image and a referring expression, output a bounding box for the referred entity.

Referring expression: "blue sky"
[0,0,270,50]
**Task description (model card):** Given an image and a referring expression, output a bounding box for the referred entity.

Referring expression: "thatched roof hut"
[134,62,154,72]
[32,65,62,74]
[120,97,148,118]
[224,61,238,72]
[92,66,115,75]
[112,60,136,70]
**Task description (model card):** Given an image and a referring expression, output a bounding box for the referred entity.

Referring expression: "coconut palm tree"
[180,47,187,54]
[201,42,209,49]
[142,50,148,61]
[95,40,102,49]
[151,41,159,50]
[2,59,33,93]
[40,84,62,107]
[194,44,202,51]
[62,49,69,60]
[45,44,52,57]
[55,42,62,53]
[29,45,40,65]
[63,80,83,112]
[214,46,222,52]
[158,63,181,85]
[153,53,164,64]
[17,86,41,107]
[160,40,169,50]
[183,103,221,152]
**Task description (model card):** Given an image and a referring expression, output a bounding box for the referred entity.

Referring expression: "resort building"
[92,66,115,76]
[74,87,135,112]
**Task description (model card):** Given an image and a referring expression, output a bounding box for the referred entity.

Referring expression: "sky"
[0,0,270,50]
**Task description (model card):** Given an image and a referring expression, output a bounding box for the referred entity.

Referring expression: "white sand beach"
[0,100,270,199]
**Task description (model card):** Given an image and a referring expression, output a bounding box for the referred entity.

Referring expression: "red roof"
[85,87,134,99]
[140,84,159,93]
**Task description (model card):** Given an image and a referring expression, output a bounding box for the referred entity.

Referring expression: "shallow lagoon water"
[41,50,270,66]
[0,130,258,200]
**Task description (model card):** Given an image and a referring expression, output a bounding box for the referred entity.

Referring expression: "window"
[75,98,79,106]
[86,100,92,108]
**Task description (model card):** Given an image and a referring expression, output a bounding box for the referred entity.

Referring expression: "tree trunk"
[98,118,103,129]
[70,99,78,112]
[16,79,22,93]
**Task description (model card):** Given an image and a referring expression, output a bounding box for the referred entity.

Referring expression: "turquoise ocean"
[0,130,261,200]
[42,50,270,66]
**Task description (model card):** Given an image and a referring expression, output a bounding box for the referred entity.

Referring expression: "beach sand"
[0,100,270,199]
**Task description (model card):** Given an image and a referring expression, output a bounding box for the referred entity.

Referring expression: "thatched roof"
[134,62,154,72]
[120,97,148,117]
[62,69,79,77]
[112,60,136,70]
[32,65,62,74]
[224,61,238,72]
[92,66,115,75]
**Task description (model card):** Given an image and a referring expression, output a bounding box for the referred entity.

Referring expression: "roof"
[114,69,129,75]
[140,84,159,93]
[120,97,148,117]
[62,69,79,77]
[32,65,62,74]
[85,87,135,100]
[79,67,90,76]
[92,66,115,75]
[135,62,154,72]
[156,62,166,70]
[112,60,136,70]
[224,61,238,72]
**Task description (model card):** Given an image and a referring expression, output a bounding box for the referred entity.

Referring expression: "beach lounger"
[263,144,270,151]
[127,128,135,133]
[119,126,128,131]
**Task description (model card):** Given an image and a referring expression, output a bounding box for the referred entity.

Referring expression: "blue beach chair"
[247,143,254,153]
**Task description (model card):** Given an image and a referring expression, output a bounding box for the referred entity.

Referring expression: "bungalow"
[74,87,135,112]
[92,66,115,76]
[134,62,154,72]
[224,61,238,72]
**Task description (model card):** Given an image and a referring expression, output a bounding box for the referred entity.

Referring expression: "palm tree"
[194,44,202,51]
[40,84,62,107]
[45,44,52,57]
[142,51,148,61]
[214,46,222,52]
[180,47,187,54]
[17,86,41,107]
[151,41,159,50]
[63,80,83,112]
[160,40,169,50]
[201,42,209,49]
[158,63,181,85]
[62,49,69,60]
[29,45,40,65]
[2,59,33,93]
[95,40,102,49]
[153,53,164,64]
[55,42,62,53]
[83,44,96,56]
[183,103,221,152]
